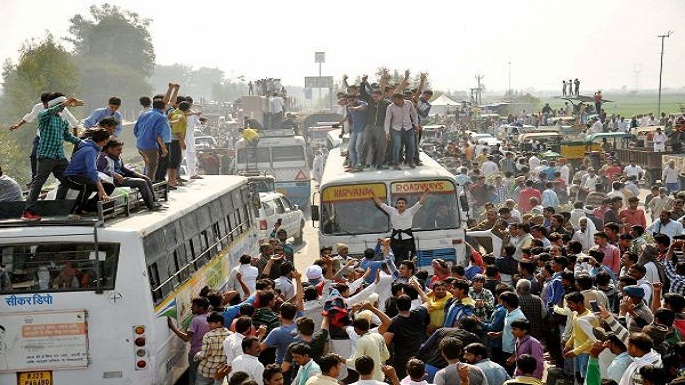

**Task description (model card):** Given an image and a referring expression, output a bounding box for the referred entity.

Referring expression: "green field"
[542,93,685,117]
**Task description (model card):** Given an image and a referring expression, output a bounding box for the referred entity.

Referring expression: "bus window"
[389,180,460,230]
[281,196,294,210]
[320,184,389,235]
[0,243,119,293]
[272,146,305,162]
[237,147,270,163]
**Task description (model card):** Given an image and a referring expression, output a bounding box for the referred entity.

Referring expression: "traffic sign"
[295,169,309,180]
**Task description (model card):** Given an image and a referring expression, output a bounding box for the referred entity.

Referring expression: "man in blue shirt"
[64,128,115,218]
[83,96,123,137]
[345,94,367,171]
[134,100,169,180]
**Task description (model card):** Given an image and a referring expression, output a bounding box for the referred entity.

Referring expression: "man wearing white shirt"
[183,96,202,179]
[558,159,571,185]
[227,254,259,294]
[232,336,265,385]
[662,159,680,193]
[480,156,499,177]
[646,210,684,239]
[223,316,250,367]
[269,92,285,129]
[623,161,644,179]
[528,155,541,171]
[372,190,428,265]
[653,127,667,152]
[591,118,603,133]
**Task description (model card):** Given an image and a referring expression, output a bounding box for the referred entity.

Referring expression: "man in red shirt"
[619,196,647,228]
[604,160,623,187]
[518,180,542,213]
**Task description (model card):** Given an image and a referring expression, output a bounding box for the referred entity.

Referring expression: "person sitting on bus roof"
[97,138,165,212]
[63,128,115,219]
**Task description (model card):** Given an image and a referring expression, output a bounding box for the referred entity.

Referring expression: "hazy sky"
[2,0,684,93]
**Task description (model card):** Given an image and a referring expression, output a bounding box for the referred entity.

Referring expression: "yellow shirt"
[565,308,600,355]
[427,292,453,327]
[170,110,187,138]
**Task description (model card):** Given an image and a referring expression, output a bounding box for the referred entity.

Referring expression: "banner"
[390,180,455,194]
[322,184,386,203]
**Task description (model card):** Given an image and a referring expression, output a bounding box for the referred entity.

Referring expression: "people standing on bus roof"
[371,190,429,266]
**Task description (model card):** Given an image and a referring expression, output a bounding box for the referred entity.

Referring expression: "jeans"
[118,177,156,209]
[391,129,415,165]
[362,125,387,167]
[195,373,221,385]
[348,130,364,167]
[188,353,199,385]
[30,135,40,180]
[666,182,680,193]
[25,157,70,212]
[574,353,590,378]
[413,130,422,162]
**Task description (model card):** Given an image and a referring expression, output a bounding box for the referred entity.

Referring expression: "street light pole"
[508,61,511,96]
[657,31,673,117]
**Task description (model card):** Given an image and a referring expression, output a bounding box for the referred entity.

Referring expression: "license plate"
[17,371,52,385]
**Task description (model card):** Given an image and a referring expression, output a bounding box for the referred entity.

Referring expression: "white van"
[254,192,305,244]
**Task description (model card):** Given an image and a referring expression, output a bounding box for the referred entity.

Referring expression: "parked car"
[254,192,305,244]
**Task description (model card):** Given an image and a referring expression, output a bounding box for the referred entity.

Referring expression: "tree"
[1,33,80,184]
[66,3,155,76]
[66,4,154,117]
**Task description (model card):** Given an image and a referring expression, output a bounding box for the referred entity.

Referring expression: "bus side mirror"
[311,205,320,222]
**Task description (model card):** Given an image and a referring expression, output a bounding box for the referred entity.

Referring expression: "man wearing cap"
[83,96,124,137]
[621,285,654,332]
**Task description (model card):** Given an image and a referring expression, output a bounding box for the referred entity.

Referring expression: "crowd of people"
[4,83,209,221]
[160,137,685,385]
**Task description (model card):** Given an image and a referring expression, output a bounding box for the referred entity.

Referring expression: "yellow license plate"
[17,371,52,385]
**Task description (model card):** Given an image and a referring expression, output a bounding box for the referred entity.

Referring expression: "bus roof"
[105,175,248,235]
[320,148,455,188]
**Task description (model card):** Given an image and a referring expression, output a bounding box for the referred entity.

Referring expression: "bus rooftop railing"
[0,181,169,227]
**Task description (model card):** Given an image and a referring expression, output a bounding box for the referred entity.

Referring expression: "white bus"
[233,130,311,210]
[312,148,467,267]
[0,176,257,385]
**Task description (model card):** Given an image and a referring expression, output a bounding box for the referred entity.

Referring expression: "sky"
[2,0,684,94]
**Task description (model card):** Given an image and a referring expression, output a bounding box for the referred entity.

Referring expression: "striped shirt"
[195,327,231,378]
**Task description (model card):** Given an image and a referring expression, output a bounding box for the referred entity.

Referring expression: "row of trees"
[1,4,240,184]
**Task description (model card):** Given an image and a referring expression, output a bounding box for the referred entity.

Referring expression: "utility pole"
[508,61,511,96]
[657,31,673,117]
[475,74,484,105]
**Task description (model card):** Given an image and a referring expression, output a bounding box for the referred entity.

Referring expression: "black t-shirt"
[388,307,429,360]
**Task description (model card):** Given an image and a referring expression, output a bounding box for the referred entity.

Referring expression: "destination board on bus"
[322,183,386,202]
[0,309,88,372]
[390,180,455,194]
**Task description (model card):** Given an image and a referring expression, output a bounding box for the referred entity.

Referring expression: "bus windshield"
[389,180,460,230]
[271,146,305,162]
[321,183,389,235]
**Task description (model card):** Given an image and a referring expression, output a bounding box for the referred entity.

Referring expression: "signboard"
[322,184,386,203]
[305,76,334,89]
[314,52,325,63]
[294,169,309,181]
[0,310,88,372]
[390,180,455,194]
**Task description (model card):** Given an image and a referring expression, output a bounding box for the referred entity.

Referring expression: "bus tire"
[294,221,304,245]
